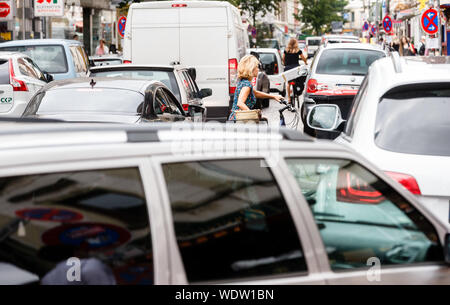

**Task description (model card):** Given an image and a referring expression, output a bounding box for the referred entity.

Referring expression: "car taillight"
[123,60,132,64]
[307,79,318,93]
[229,58,238,94]
[385,171,421,195]
[182,104,189,112]
[172,4,187,7]
[274,63,279,74]
[9,59,28,92]
[337,169,386,204]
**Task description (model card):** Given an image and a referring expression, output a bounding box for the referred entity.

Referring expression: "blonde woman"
[228,55,283,121]
[282,38,307,104]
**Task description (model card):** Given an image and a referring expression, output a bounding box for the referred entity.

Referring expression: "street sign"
[118,16,127,38]
[0,1,13,21]
[421,8,439,35]
[371,24,378,35]
[35,0,65,17]
[383,15,393,33]
[363,21,369,32]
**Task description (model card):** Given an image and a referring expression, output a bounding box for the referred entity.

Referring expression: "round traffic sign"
[421,8,439,35]
[118,16,127,38]
[371,24,378,35]
[0,2,11,18]
[383,15,393,33]
[16,208,84,223]
[363,21,369,32]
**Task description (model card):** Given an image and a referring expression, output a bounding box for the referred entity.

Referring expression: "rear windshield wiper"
[351,73,366,76]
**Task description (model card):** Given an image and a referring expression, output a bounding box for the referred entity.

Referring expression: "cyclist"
[282,38,308,105]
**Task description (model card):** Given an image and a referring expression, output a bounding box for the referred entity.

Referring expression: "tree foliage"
[296,0,348,35]
[228,0,282,26]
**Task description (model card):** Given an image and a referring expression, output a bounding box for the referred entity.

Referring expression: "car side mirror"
[307,104,345,131]
[44,72,53,83]
[445,234,450,265]
[188,68,196,81]
[199,88,212,99]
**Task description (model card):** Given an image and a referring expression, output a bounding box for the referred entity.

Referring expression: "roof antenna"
[90,79,96,89]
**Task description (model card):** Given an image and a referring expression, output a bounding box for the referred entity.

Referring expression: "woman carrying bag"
[228,55,283,122]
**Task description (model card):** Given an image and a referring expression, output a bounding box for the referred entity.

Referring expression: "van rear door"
[131,7,180,65]
[179,6,228,111]
[0,60,14,114]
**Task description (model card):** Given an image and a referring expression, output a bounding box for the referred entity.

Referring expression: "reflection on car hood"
[34,113,141,124]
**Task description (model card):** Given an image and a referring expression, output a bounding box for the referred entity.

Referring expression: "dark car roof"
[42,77,162,93]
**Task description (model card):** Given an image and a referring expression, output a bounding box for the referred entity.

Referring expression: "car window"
[17,58,39,79]
[0,45,68,74]
[0,60,9,84]
[375,83,450,157]
[286,158,443,271]
[70,46,88,74]
[316,49,385,76]
[23,88,145,116]
[25,58,47,82]
[0,167,154,285]
[76,46,89,72]
[307,39,321,46]
[162,88,183,116]
[70,46,83,73]
[91,69,181,102]
[162,159,308,283]
[179,71,196,100]
[154,88,172,115]
[344,75,369,137]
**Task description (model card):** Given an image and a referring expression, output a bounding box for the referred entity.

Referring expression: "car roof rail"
[391,51,402,73]
[126,124,314,143]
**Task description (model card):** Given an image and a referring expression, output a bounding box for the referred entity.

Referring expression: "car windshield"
[0,45,68,73]
[259,53,276,65]
[90,69,181,101]
[30,88,144,115]
[307,40,321,46]
[375,85,450,157]
[259,40,279,49]
[316,49,385,76]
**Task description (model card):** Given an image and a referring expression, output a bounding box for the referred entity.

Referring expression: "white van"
[123,0,249,121]
[306,36,322,58]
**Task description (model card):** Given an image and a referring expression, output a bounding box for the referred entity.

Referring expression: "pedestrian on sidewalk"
[282,38,307,105]
[228,55,283,122]
[399,36,416,56]
[95,39,109,56]
[418,36,426,55]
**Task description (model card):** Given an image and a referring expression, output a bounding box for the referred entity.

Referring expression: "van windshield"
[0,45,68,74]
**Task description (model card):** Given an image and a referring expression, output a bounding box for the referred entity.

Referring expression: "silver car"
[0,122,448,285]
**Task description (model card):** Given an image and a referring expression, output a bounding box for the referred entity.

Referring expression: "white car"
[306,54,450,224]
[322,34,360,44]
[303,43,388,138]
[0,52,51,117]
[306,36,321,58]
[123,1,249,121]
[249,48,285,95]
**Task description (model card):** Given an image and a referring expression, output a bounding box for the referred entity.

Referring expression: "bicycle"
[288,76,306,110]
[279,99,300,129]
